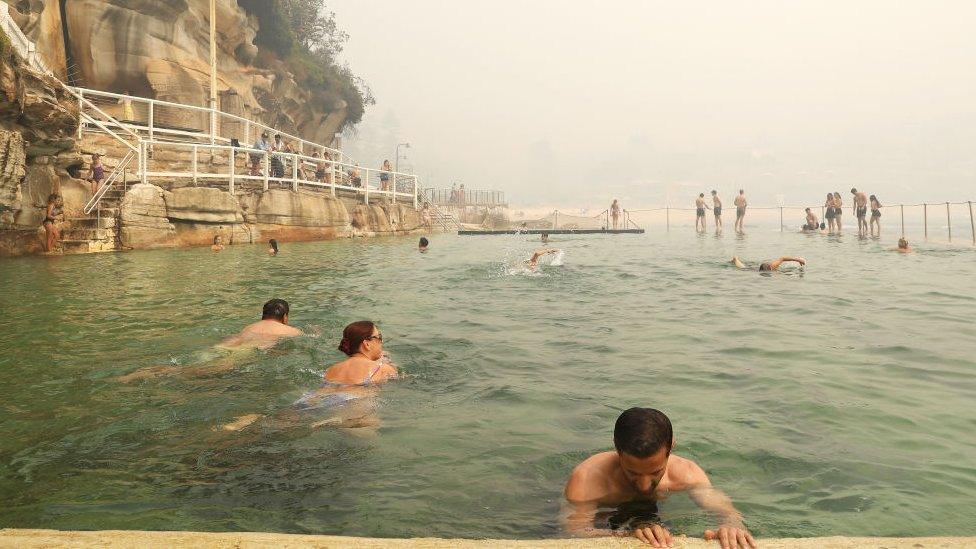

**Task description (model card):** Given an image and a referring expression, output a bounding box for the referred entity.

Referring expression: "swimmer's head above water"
[541,232,550,244]
[419,237,429,252]
[262,298,290,323]
[338,320,384,360]
[268,239,278,255]
[614,407,673,494]
[898,237,909,249]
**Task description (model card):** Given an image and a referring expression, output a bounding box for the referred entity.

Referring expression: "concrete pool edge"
[1,530,974,548]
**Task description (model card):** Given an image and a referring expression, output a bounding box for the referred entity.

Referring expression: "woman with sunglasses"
[292,321,398,417]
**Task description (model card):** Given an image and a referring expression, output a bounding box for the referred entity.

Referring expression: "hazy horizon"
[332,1,976,209]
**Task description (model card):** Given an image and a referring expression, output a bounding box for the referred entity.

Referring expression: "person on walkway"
[563,408,755,548]
[851,188,868,235]
[350,166,362,187]
[711,190,723,233]
[824,193,837,234]
[832,191,843,233]
[118,91,135,121]
[611,199,621,230]
[270,134,286,178]
[380,160,393,193]
[450,184,458,204]
[733,189,747,233]
[869,195,882,236]
[459,184,466,207]
[87,154,106,195]
[251,132,271,176]
[731,255,806,271]
[211,234,225,252]
[695,193,707,233]
[41,193,63,253]
[268,239,279,256]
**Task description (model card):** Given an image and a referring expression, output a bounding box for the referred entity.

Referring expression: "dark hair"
[869,194,877,201]
[269,239,278,253]
[739,189,744,194]
[850,188,857,193]
[213,234,221,244]
[759,262,773,271]
[819,222,826,230]
[613,408,673,458]
[699,193,704,197]
[47,193,60,203]
[338,320,376,356]
[419,237,429,247]
[805,208,811,212]
[262,298,289,321]
[711,190,716,194]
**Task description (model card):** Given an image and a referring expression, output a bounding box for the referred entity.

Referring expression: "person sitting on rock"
[212,234,225,252]
[42,193,63,253]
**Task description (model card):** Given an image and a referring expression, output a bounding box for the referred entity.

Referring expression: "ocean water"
[0,230,974,539]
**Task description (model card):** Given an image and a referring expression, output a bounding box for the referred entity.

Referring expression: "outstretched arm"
[677,461,756,549]
[768,256,805,270]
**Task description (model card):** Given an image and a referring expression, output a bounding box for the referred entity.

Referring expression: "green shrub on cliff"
[238,0,373,125]
[0,27,14,65]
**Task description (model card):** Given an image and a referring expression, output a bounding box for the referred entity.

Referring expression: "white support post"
[76,90,84,139]
[140,141,148,185]
[263,153,269,191]
[392,175,397,205]
[292,153,299,192]
[210,108,217,145]
[330,161,336,197]
[148,101,154,144]
[244,119,250,146]
[192,145,198,185]
[229,148,235,194]
[364,172,370,205]
[413,178,418,210]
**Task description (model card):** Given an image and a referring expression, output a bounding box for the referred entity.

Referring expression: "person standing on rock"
[695,193,707,233]
[87,154,106,195]
[42,193,63,253]
[380,160,393,193]
[733,189,747,234]
[611,199,621,230]
[711,190,723,234]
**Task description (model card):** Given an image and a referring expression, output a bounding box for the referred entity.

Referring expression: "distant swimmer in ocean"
[267,239,279,256]
[695,193,707,233]
[117,299,303,383]
[730,255,806,272]
[527,248,560,268]
[223,321,399,433]
[893,237,913,253]
[563,408,756,549]
[541,232,550,244]
[211,234,225,252]
[419,236,429,253]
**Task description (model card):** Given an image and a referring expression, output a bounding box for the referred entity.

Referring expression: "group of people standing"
[804,188,882,236]
[696,190,748,234]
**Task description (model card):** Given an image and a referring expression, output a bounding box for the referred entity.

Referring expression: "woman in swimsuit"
[42,193,63,252]
[380,160,393,193]
[869,195,882,236]
[832,192,843,233]
[292,321,398,426]
[824,193,836,234]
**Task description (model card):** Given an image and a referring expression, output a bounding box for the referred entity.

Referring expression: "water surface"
[1,230,974,538]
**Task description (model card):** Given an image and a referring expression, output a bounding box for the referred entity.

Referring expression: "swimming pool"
[0,231,974,539]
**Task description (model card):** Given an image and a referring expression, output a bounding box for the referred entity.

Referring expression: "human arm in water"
[730,256,747,269]
[677,460,756,549]
[528,248,560,266]
[767,256,805,270]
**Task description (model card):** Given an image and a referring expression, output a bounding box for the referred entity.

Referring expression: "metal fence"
[422,188,506,207]
[0,1,53,75]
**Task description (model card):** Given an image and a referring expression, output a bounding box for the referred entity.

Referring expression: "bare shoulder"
[565,451,617,503]
[666,454,711,489]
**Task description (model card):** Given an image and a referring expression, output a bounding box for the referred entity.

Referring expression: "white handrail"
[1,1,53,75]
[83,150,134,215]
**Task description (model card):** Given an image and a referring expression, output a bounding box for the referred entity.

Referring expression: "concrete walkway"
[1,530,973,548]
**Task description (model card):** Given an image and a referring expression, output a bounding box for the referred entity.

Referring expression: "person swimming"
[291,321,398,425]
[541,232,550,244]
[730,256,806,272]
[419,236,429,253]
[527,248,560,268]
[563,408,755,548]
[212,234,225,252]
[894,237,913,253]
[117,299,303,382]
[268,239,279,256]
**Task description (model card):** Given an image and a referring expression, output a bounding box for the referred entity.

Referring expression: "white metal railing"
[424,187,506,208]
[140,140,419,207]
[0,1,53,75]
[71,87,352,164]
[84,150,135,215]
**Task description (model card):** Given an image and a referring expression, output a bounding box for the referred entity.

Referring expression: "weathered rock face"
[118,183,177,249]
[164,187,243,223]
[13,0,348,144]
[249,189,349,228]
[0,130,27,208]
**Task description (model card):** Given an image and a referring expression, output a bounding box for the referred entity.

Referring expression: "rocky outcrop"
[0,129,27,207]
[12,0,348,144]
[118,183,177,249]
[165,187,243,223]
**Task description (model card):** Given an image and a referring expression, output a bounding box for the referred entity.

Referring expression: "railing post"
[77,89,84,139]
[148,101,154,143]
[364,177,369,205]
[924,203,928,240]
[263,152,269,191]
[229,147,236,194]
[210,106,217,145]
[413,178,418,210]
[140,141,147,185]
[244,119,250,146]
[192,145,198,185]
[780,207,784,232]
[292,153,298,192]
[393,175,397,205]
[947,202,952,242]
[969,201,975,245]
[554,210,559,230]
[900,204,904,237]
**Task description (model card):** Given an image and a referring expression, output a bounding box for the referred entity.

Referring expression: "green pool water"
[1,231,974,539]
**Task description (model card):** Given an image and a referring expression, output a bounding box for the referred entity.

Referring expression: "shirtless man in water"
[730,255,805,272]
[733,190,747,233]
[851,188,868,236]
[564,408,755,549]
[117,299,303,382]
[695,193,707,233]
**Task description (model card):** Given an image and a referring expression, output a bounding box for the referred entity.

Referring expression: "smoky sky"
[331,0,976,208]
